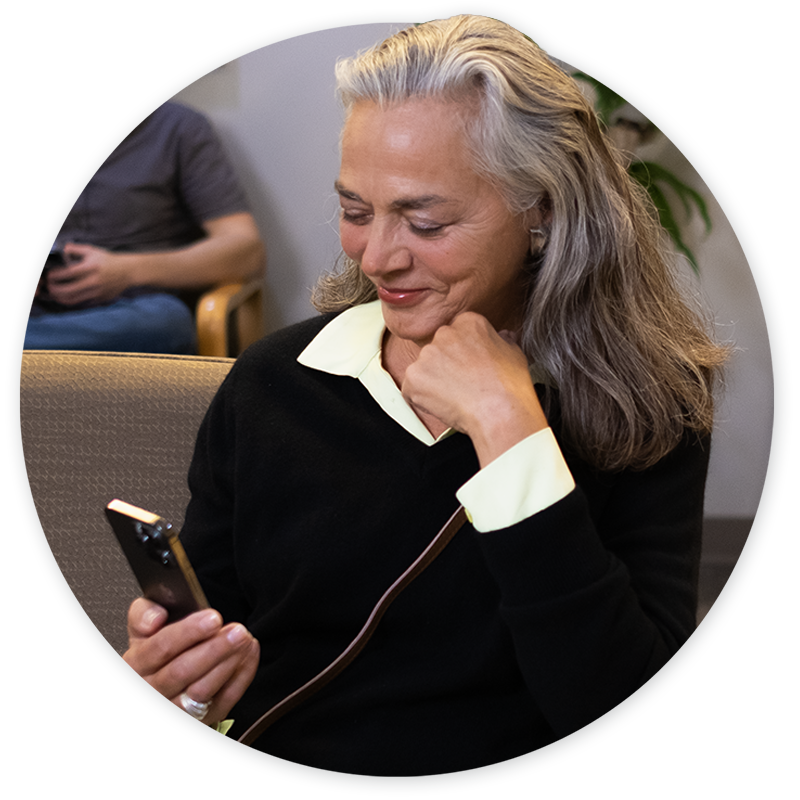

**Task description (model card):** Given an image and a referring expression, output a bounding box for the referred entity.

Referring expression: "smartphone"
[105,499,209,622]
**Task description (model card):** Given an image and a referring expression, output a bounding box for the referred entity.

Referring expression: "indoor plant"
[526,13,775,270]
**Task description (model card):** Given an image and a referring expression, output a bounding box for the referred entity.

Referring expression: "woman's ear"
[524,194,552,230]
[524,196,552,255]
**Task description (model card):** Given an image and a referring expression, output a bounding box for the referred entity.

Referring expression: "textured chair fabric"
[20,350,234,654]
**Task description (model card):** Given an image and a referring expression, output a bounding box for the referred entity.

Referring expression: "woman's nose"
[359,220,411,277]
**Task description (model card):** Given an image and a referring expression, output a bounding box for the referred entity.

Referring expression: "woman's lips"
[377,286,429,306]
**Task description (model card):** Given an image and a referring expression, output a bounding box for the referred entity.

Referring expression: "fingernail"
[143,606,165,628]
[227,624,249,646]
[199,610,222,632]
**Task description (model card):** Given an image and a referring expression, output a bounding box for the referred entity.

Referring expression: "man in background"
[19,22,265,353]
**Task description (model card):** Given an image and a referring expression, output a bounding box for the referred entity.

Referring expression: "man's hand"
[401,312,549,467]
[46,213,265,308]
[46,243,133,306]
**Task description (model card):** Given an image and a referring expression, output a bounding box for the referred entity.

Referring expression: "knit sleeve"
[473,430,708,738]
[180,367,251,625]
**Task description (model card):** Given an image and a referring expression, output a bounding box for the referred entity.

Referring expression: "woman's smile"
[376,285,431,306]
[337,96,538,351]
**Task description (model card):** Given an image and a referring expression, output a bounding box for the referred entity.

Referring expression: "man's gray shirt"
[19,86,248,252]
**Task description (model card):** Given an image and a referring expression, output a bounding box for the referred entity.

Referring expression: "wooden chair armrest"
[199,278,261,313]
[196,278,264,357]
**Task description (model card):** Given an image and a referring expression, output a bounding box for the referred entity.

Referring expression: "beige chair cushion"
[20,350,234,654]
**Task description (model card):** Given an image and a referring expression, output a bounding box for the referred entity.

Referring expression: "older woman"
[124,16,726,776]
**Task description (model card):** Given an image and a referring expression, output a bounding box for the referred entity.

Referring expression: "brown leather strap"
[237,505,468,747]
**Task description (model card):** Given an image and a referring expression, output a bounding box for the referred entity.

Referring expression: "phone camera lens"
[134,522,150,545]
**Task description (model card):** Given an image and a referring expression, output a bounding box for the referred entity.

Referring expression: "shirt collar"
[297,300,549,444]
[297,300,384,378]
[297,300,448,445]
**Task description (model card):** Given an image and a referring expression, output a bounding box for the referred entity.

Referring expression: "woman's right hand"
[123,597,260,727]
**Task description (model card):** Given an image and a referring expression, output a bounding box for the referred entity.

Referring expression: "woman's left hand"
[401,312,549,467]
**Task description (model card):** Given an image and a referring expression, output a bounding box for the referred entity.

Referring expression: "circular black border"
[15,4,778,795]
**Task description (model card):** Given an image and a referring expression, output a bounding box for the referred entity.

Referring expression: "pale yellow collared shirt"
[216,304,576,735]
[297,301,575,532]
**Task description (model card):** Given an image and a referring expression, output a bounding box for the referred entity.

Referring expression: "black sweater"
[182,313,708,776]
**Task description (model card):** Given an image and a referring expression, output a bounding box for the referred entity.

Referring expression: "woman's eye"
[340,209,371,225]
[409,221,445,237]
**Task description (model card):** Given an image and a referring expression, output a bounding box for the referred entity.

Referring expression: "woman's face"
[337,97,533,350]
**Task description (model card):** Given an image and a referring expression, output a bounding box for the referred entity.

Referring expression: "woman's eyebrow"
[390,195,449,211]
[334,181,449,210]
[334,181,361,201]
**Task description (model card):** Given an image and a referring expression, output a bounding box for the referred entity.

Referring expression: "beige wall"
[172,23,772,522]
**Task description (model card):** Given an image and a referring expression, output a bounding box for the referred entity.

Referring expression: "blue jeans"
[24,293,196,354]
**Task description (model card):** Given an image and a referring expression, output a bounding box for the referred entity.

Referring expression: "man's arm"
[48,212,265,307]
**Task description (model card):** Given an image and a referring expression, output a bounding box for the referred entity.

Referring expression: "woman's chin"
[380,306,442,349]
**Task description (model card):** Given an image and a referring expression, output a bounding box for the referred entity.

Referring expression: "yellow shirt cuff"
[456,428,575,533]
[139,705,233,761]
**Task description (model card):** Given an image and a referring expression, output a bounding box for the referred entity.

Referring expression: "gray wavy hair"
[312,15,727,470]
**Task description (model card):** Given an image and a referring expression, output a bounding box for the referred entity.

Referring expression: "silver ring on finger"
[179,692,211,721]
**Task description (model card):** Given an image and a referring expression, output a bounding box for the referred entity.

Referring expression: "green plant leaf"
[629,161,712,232]
[637,177,700,274]
[512,12,775,272]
